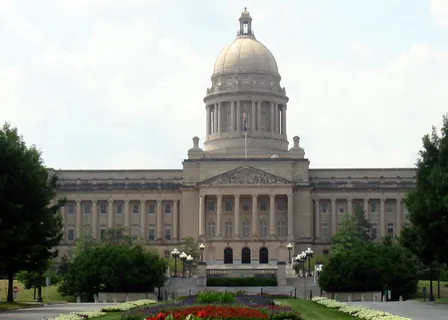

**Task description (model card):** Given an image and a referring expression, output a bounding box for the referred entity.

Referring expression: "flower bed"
[101,299,157,312]
[46,311,105,320]
[122,294,301,320]
[312,297,412,320]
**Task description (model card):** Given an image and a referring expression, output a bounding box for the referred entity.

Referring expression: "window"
[164,226,172,240]
[321,223,329,240]
[260,112,266,129]
[116,203,123,215]
[320,202,328,213]
[68,228,75,241]
[83,203,91,215]
[242,220,251,238]
[387,223,394,237]
[224,199,233,211]
[207,220,216,238]
[370,224,378,240]
[338,206,345,213]
[370,201,377,213]
[225,220,232,237]
[277,199,286,211]
[100,203,107,215]
[226,113,231,129]
[259,199,268,211]
[131,227,139,239]
[207,200,215,212]
[386,204,394,213]
[148,203,155,214]
[277,221,285,237]
[132,204,139,214]
[148,226,156,241]
[164,203,172,214]
[242,200,250,212]
[100,226,107,237]
[67,203,75,215]
[259,220,268,238]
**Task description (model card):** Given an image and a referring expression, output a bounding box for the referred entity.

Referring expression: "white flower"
[311,297,412,320]
[51,311,106,320]
[101,299,157,312]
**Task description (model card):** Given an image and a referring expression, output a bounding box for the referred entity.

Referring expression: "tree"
[100,226,133,246]
[0,123,64,302]
[181,236,200,260]
[400,114,448,300]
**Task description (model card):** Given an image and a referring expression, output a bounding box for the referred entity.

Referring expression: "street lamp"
[287,243,293,264]
[199,243,205,262]
[171,248,180,277]
[305,247,314,277]
[180,252,187,277]
[186,254,194,277]
[296,252,308,299]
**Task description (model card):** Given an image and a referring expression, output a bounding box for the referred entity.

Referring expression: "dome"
[213,36,279,76]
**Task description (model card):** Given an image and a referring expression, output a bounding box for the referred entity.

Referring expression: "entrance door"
[241,247,251,264]
[259,247,269,264]
[224,247,233,264]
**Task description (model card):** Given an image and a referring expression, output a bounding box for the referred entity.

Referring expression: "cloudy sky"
[1,0,447,170]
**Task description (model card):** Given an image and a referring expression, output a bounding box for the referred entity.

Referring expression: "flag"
[242,112,247,131]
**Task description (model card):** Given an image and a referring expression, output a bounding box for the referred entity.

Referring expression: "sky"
[1,0,448,170]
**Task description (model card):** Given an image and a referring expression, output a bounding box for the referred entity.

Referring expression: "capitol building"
[53,9,415,264]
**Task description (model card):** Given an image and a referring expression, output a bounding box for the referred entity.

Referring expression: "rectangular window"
[338,206,345,213]
[148,226,156,241]
[148,203,155,214]
[242,200,250,212]
[207,220,216,237]
[387,223,394,237]
[320,202,328,213]
[68,228,75,241]
[131,227,139,238]
[321,223,329,240]
[370,201,377,213]
[225,220,233,237]
[116,203,123,215]
[277,221,285,237]
[224,199,233,211]
[164,227,172,240]
[164,203,172,214]
[259,199,268,211]
[386,205,394,213]
[132,204,139,214]
[226,113,231,129]
[260,112,266,129]
[259,220,268,238]
[100,203,107,215]
[243,221,251,238]
[277,199,286,211]
[67,203,75,215]
[207,200,215,212]
[370,224,378,240]
[83,203,91,215]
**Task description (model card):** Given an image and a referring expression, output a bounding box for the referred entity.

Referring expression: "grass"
[278,299,358,320]
[0,302,44,310]
[412,280,448,303]
[95,312,122,320]
[0,280,74,303]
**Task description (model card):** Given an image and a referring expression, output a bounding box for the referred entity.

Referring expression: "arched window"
[225,220,233,237]
[207,220,216,238]
[259,247,269,264]
[242,220,251,238]
[241,247,251,264]
[224,247,233,264]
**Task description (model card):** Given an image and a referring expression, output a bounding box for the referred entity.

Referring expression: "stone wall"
[326,291,382,302]
[98,292,157,303]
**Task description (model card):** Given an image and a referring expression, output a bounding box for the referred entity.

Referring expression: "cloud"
[349,42,375,60]
[430,0,448,28]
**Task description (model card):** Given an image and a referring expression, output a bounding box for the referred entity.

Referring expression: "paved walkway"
[348,301,448,320]
[0,303,114,320]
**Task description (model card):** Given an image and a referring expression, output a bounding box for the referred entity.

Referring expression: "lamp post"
[199,243,205,262]
[171,248,180,277]
[287,243,293,264]
[180,252,187,278]
[296,252,307,298]
[305,247,314,277]
[186,255,194,277]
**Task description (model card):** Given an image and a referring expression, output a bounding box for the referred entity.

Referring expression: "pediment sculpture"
[199,166,292,187]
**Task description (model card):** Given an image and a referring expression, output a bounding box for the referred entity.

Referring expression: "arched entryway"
[241,247,251,264]
[259,247,269,264]
[224,247,233,264]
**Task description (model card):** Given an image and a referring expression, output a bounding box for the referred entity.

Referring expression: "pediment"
[198,166,293,187]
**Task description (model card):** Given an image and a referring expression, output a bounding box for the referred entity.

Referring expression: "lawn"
[0,280,74,303]
[95,312,121,320]
[279,299,358,320]
[413,280,448,302]
[0,302,43,311]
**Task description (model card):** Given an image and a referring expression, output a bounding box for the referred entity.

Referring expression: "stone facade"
[52,9,415,264]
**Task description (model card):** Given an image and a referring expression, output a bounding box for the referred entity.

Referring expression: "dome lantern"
[238,7,254,37]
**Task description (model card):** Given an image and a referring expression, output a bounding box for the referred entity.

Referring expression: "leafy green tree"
[0,123,64,302]
[100,226,133,246]
[181,236,200,260]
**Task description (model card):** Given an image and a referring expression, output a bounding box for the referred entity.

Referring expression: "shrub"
[197,291,236,303]
[207,277,277,287]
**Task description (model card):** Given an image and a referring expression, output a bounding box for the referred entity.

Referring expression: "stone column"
[396,198,402,235]
[281,105,287,135]
[364,199,369,215]
[274,105,279,133]
[331,198,337,235]
[124,200,130,229]
[287,194,293,237]
[217,102,221,133]
[108,200,114,228]
[257,101,262,130]
[380,198,386,236]
[234,195,240,237]
[269,194,276,237]
[156,200,163,240]
[199,196,205,236]
[314,199,320,238]
[214,104,218,133]
[216,195,222,237]
[252,195,258,237]
[140,200,147,240]
[230,101,235,131]
[277,261,287,286]
[347,199,353,215]
[173,200,178,240]
[270,102,275,133]
[75,200,81,238]
[206,106,211,135]
[92,200,98,239]
[236,101,241,131]
[251,100,256,130]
